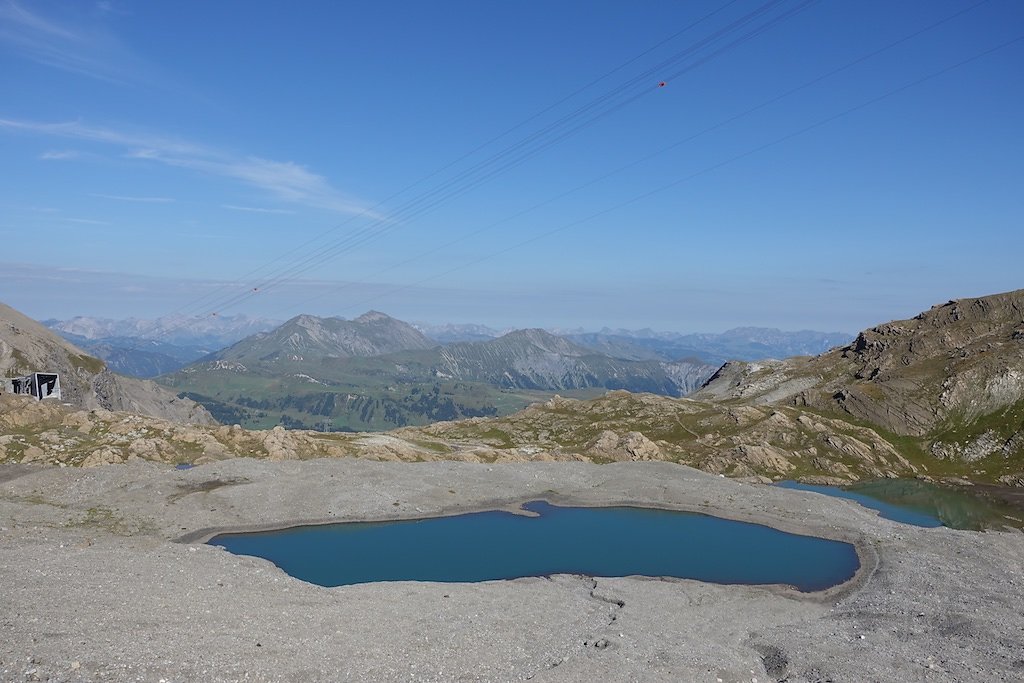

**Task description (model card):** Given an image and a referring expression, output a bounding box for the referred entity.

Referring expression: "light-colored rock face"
[585,430,661,462]
[1,302,214,425]
[694,359,816,404]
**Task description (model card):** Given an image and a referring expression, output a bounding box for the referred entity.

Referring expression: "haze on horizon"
[2,1,1021,334]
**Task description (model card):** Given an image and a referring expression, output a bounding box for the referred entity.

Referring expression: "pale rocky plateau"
[1,459,1022,682]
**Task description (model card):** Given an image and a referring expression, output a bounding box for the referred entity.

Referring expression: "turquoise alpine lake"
[209,501,859,592]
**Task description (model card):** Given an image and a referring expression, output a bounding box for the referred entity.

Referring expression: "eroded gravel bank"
[1,459,1022,682]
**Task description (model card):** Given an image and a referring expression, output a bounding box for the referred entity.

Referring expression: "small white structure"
[1,372,61,400]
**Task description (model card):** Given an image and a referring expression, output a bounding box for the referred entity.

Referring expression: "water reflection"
[777,479,1023,530]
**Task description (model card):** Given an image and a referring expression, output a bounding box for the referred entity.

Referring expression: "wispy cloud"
[0,0,137,83]
[222,204,296,215]
[90,193,174,203]
[40,149,81,160]
[0,118,379,216]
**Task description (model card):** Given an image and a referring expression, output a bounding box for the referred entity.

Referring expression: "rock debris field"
[1,459,1023,682]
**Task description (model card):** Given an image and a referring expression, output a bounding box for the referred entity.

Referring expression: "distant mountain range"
[50,332,208,379]
[37,308,852,431]
[44,314,280,348]
[414,322,851,364]
[160,312,719,431]
[429,328,712,395]
[565,327,852,365]
[44,313,850,379]
[43,314,282,379]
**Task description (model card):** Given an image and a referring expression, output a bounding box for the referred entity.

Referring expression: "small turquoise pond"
[775,479,1024,530]
[209,501,859,592]
[776,480,943,528]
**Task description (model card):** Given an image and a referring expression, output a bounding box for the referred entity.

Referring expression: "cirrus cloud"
[0,0,138,83]
[0,117,380,217]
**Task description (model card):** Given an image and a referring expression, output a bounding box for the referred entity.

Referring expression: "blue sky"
[1,0,1021,333]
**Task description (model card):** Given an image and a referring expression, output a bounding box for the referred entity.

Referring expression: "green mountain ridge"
[208,310,437,364]
[162,314,719,431]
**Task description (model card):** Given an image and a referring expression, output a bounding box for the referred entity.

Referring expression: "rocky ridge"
[694,290,1024,466]
[401,391,939,482]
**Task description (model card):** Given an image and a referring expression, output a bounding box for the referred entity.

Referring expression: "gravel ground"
[1,458,1022,682]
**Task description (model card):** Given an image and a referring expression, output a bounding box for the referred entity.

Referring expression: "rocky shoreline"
[2,458,1022,682]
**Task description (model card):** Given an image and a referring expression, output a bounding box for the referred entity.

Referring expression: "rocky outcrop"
[586,430,662,461]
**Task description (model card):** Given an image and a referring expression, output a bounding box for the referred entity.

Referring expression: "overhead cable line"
[148,0,805,338]
[193,0,796,312]
[320,33,1024,319]
[267,0,988,316]
[146,0,744,336]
